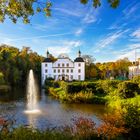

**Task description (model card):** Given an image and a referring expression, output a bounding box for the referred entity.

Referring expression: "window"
[58,63,60,67]
[62,63,65,67]
[45,64,47,67]
[67,63,69,67]
[78,75,81,80]
[45,69,48,73]
[62,69,65,73]
[54,69,56,73]
[54,75,56,79]
[71,75,73,80]
[78,63,81,67]
[78,69,81,73]
[71,69,73,73]
[58,69,60,73]
[67,69,69,73]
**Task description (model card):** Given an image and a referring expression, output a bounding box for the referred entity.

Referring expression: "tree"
[0,72,5,84]
[95,58,131,79]
[82,55,98,79]
[0,0,120,23]
[0,44,42,87]
[82,55,96,66]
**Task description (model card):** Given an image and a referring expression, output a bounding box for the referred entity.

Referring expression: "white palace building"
[129,58,140,79]
[41,50,85,85]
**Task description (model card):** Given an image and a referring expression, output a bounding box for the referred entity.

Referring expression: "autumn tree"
[0,0,120,23]
[0,44,42,87]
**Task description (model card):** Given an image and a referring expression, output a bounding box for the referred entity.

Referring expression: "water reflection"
[0,89,108,129]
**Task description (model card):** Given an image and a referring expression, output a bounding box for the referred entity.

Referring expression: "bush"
[122,104,140,139]
[0,72,5,85]
[96,80,120,94]
[117,81,140,98]
[44,78,54,93]
[132,76,140,88]
[53,81,60,88]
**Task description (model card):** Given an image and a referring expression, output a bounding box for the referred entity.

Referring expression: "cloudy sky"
[0,0,140,62]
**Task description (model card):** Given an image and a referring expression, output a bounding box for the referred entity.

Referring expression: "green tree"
[0,0,120,23]
[0,72,5,84]
[0,44,42,87]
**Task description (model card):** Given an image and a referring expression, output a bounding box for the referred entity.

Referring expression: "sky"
[0,0,140,62]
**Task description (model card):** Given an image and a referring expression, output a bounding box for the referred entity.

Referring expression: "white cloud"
[82,7,99,24]
[115,43,140,61]
[95,30,128,50]
[108,3,140,30]
[47,40,82,56]
[75,28,83,36]
[53,8,82,17]
[131,28,140,39]
[0,32,73,42]
[123,3,140,18]
[117,50,140,61]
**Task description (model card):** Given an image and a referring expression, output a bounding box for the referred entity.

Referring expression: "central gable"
[53,58,74,68]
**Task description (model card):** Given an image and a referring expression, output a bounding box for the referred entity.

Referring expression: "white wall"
[74,62,85,81]
[129,65,140,79]
[41,58,85,85]
[41,62,53,84]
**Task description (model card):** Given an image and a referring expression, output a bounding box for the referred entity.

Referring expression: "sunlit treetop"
[0,0,120,24]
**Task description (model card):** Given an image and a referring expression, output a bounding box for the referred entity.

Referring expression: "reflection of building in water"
[129,58,140,79]
[41,50,85,85]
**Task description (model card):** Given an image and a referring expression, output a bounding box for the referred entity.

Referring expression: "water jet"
[24,69,41,114]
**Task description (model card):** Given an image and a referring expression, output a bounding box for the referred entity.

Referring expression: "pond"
[0,89,108,130]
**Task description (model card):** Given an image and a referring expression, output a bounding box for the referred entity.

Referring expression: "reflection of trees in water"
[0,103,17,132]
[0,88,26,102]
[0,103,17,120]
[61,103,106,117]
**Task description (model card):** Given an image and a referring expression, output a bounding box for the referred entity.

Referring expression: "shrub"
[71,117,98,139]
[122,104,140,139]
[98,113,128,139]
[117,81,140,98]
[53,81,60,88]
[132,76,140,88]
[123,104,140,130]
[96,80,120,94]
[44,78,54,93]
[0,72,5,85]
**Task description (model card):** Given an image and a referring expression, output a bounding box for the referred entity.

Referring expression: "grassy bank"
[49,87,107,104]
[45,78,140,105]
[44,78,140,139]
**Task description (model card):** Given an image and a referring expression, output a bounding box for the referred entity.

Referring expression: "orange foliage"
[97,113,128,139]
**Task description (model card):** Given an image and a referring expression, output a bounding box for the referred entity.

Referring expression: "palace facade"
[41,50,85,85]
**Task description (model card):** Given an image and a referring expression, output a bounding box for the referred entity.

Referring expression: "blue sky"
[0,0,140,62]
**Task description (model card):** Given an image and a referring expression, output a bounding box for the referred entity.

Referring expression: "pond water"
[0,89,108,130]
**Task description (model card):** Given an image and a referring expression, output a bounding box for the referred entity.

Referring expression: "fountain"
[24,69,41,114]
